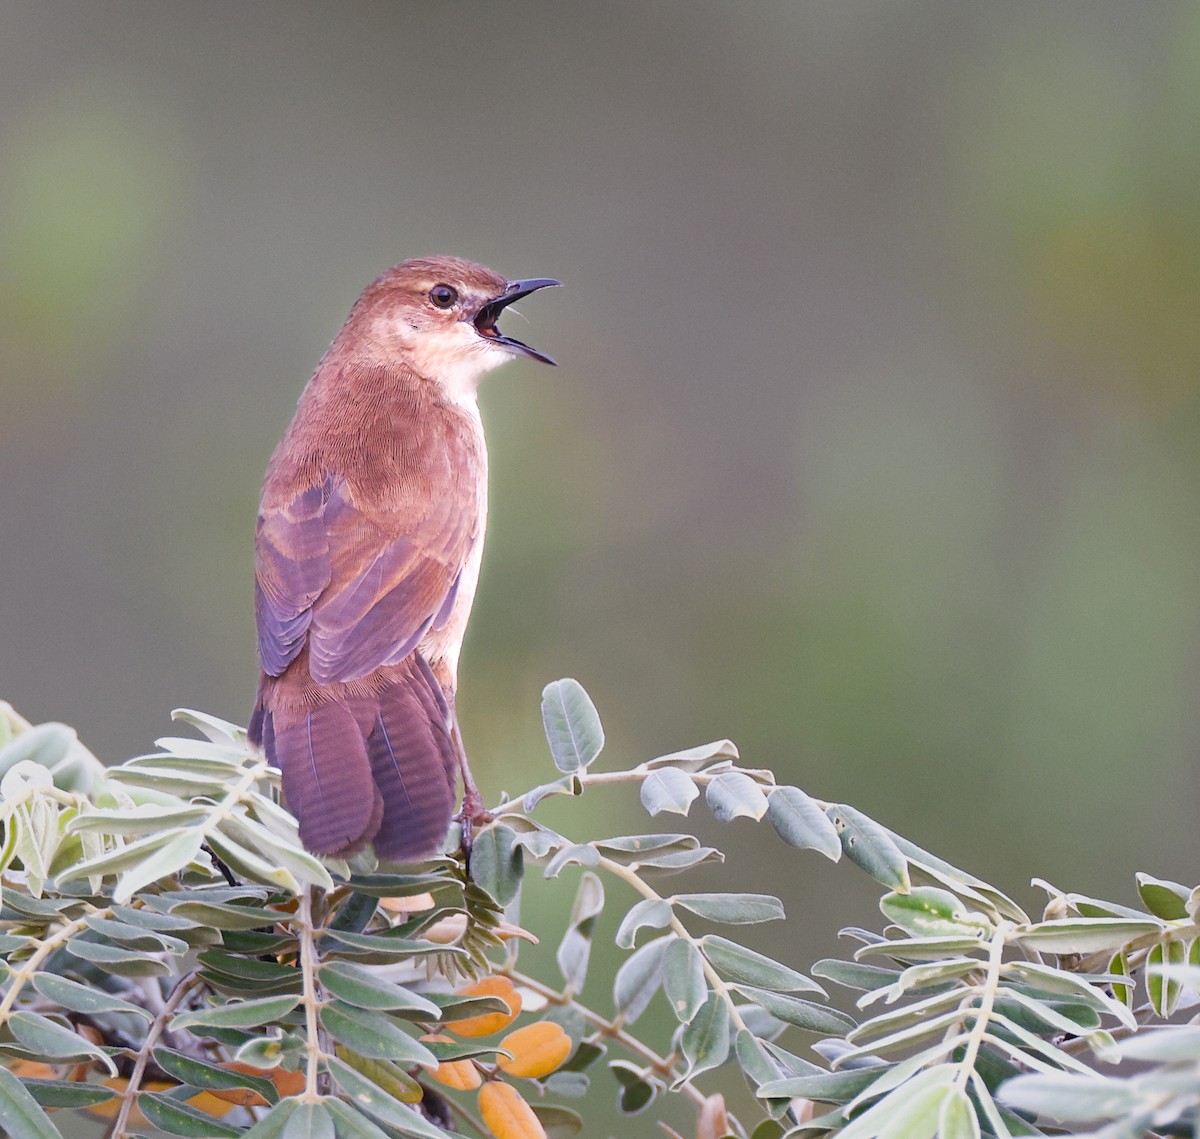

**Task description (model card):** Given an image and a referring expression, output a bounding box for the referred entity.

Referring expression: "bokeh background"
[4,0,1200,1125]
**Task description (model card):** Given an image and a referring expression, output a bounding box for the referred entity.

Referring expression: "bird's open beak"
[473,278,562,366]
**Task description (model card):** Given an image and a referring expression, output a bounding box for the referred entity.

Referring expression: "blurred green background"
[4,0,1200,1079]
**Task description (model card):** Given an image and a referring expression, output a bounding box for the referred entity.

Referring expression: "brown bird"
[248,256,559,862]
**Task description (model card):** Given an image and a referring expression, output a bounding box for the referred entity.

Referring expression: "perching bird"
[248,256,559,862]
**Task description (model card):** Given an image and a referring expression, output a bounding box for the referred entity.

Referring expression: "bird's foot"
[455,788,494,855]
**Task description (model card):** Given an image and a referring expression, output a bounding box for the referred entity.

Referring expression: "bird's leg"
[450,720,492,853]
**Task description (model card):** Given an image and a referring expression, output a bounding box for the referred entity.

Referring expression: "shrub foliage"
[0,682,1196,1138]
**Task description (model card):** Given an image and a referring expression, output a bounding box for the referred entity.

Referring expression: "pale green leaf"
[613,935,670,1023]
[765,786,840,860]
[671,893,785,925]
[172,994,300,1032]
[9,1012,117,1074]
[1135,872,1189,921]
[326,1057,447,1137]
[643,739,739,771]
[1015,918,1162,955]
[700,935,823,994]
[677,991,731,1084]
[0,1063,74,1139]
[469,823,523,905]
[828,805,909,892]
[557,871,604,993]
[705,772,769,821]
[541,678,604,772]
[663,937,707,1023]
[939,1087,981,1139]
[640,768,699,817]
[879,887,988,938]
[615,898,673,948]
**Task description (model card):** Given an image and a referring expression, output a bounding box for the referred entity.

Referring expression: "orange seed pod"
[478,1080,547,1139]
[422,1032,483,1091]
[449,975,521,1038]
[497,1021,572,1079]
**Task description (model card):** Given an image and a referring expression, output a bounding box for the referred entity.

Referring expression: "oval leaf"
[671,893,785,925]
[827,805,910,892]
[766,786,841,860]
[640,768,699,817]
[541,679,604,773]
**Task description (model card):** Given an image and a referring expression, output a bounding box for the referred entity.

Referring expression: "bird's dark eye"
[429,284,458,309]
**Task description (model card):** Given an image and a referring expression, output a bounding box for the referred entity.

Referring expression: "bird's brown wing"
[255,476,475,685]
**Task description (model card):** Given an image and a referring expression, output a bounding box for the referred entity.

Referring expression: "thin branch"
[0,907,109,1022]
[594,854,750,1035]
[108,970,203,1139]
[297,883,325,1102]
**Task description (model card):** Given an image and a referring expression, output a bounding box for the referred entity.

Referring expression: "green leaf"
[532,1104,584,1137]
[1135,872,1190,921]
[282,1102,336,1139]
[827,805,910,892]
[837,1068,955,1139]
[1015,918,1162,955]
[678,991,731,1083]
[139,1091,243,1137]
[8,1012,117,1074]
[705,772,769,821]
[700,935,824,994]
[733,986,855,1034]
[67,803,210,835]
[63,938,171,976]
[321,929,461,964]
[662,937,708,1023]
[23,1079,118,1108]
[318,961,440,1015]
[1113,1024,1200,1062]
[812,958,900,992]
[153,1047,279,1102]
[757,1068,884,1102]
[84,915,189,954]
[205,828,301,894]
[615,898,673,948]
[999,1072,1142,1122]
[557,871,604,993]
[643,739,739,771]
[1147,938,1187,1017]
[469,823,524,906]
[765,786,841,860]
[613,935,670,1022]
[855,934,994,963]
[171,994,300,1032]
[879,887,987,938]
[938,1086,981,1139]
[0,1064,63,1139]
[541,678,604,772]
[640,768,699,817]
[735,1030,785,1098]
[319,1002,436,1066]
[0,722,75,777]
[326,1057,447,1137]
[610,1060,658,1114]
[31,972,153,1020]
[239,1099,300,1139]
[671,892,785,924]
[170,899,285,929]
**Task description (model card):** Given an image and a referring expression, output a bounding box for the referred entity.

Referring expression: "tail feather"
[254,653,457,862]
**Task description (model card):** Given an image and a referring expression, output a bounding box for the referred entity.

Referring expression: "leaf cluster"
[0,683,1199,1138]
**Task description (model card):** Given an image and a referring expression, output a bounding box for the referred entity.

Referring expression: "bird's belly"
[420,534,483,683]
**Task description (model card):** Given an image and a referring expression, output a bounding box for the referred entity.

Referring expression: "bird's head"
[352,255,560,398]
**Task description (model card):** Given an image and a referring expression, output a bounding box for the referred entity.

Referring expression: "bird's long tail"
[249,654,458,862]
